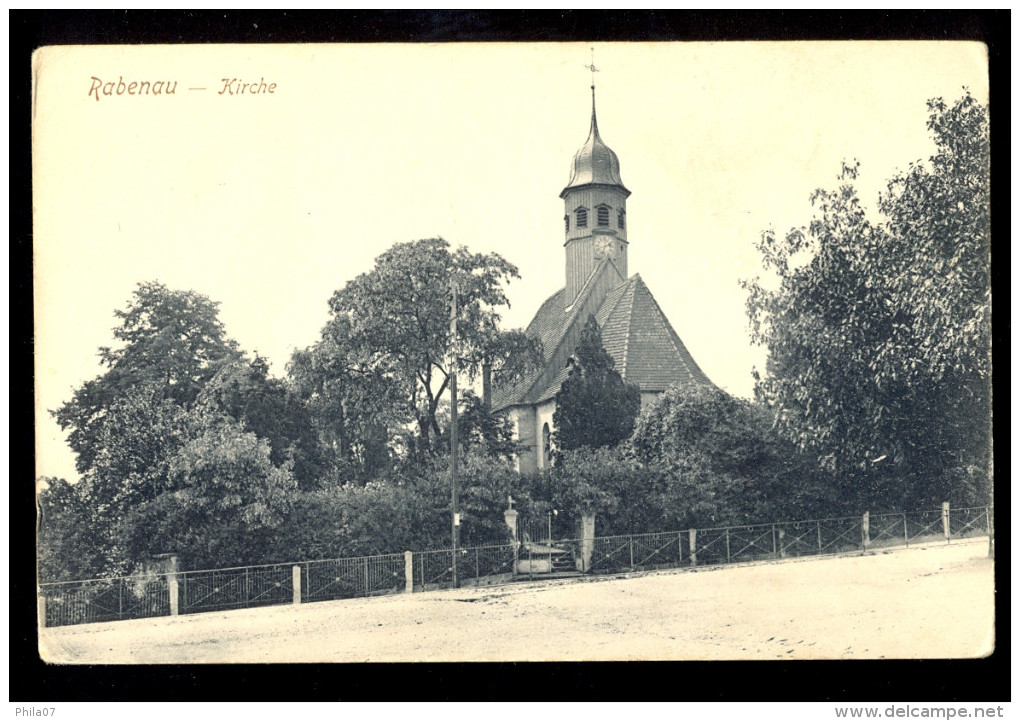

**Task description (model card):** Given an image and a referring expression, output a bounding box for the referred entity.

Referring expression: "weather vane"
[585,46,599,90]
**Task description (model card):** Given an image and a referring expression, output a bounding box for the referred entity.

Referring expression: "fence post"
[817,520,823,551]
[861,511,870,554]
[292,565,302,604]
[987,505,994,559]
[903,513,909,547]
[725,528,731,564]
[689,529,697,567]
[942,502,951,543]
[777,527,786,558]
[475,547,480,581]
[772,525,778,557]
[404,552,414,594]
[363,556,370,595]
[629,535,635,570]
[38,593,46,629]
[168,557,180,616]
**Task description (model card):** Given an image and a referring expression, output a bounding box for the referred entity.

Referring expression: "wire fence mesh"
[39,504,991,628]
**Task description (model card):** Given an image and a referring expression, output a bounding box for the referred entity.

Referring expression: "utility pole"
[447,279,461,588]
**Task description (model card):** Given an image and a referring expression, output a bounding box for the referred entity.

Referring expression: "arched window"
[576,207,588,228]
[597,205,610,227]
[542,423,552,467]
[564,214,569,233]
[618,209,626,230]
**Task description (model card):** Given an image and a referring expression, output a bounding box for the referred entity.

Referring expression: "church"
[491,87,715,473]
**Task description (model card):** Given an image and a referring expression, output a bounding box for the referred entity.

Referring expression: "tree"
[121,411,297,570]
[198,356,324,488]
[37,476,103,582]
[454,390,520,462]
[55,281,242,474]
[288,313,408,482]
[744,93,990,509]
[552,315,641,453]
[629,385,836,527]
[325,238,523,461]
[45,283,302,577]
[547,446,625,519]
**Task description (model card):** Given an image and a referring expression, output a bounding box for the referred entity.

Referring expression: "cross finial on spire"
[585,46,599,93]
[585,47,600,136]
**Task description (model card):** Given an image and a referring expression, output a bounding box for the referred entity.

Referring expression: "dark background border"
[11,9,1009,703]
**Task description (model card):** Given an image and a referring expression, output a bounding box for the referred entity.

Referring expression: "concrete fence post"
[987,505,994,559]
[404,551,414,593]
[38,593,46,629]
[689,529,697,567]
[861,511,870,554]
[942,501,951,543]
[167,555,180,616]
[777,527,786,558]
[292,565,302,605]
[578,514,595,572]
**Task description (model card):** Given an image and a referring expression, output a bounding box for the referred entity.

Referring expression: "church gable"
[620,277,713,392]
[491,257,624,412]
[526,274,714,405]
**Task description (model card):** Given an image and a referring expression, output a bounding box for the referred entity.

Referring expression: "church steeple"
[560,73,630,307]
[562,87,629,195]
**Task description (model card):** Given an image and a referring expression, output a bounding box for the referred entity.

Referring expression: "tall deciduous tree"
[552,315,641,454]
[744,93,990,509]
[289,314,409,481]
[325,238,523,461]
[55,281,242,474]
[45,283,300,577]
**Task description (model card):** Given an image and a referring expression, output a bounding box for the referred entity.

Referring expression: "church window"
[597,206,610,227]
[564,215,569,232]
[618,209,626,230]
[542,423,552,467]
[576,207,588,228]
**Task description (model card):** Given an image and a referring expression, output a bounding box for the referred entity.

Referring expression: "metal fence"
[303,554,405,603]
[40,574,171,628]
[39,504,990,628]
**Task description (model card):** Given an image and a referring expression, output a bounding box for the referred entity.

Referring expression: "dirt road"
[39,539,994,663]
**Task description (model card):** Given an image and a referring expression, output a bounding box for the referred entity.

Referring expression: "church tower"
[560,87,630,307]
[491,66,714,474]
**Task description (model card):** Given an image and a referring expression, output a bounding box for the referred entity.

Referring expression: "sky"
[32,41,989,483]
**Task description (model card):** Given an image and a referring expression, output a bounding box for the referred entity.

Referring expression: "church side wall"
[536,399,557,471]
[511,406,538,474]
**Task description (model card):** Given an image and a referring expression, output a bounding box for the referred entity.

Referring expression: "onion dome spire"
[560,61,629,198]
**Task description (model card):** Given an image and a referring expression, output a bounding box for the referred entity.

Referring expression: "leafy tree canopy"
[289,313,407,482]
[743,92,990,509]
[199,356,324,488]
[325,238,523,461]
[55,281,242,474]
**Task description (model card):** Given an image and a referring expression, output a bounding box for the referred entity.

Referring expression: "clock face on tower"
[595,236,614,258]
